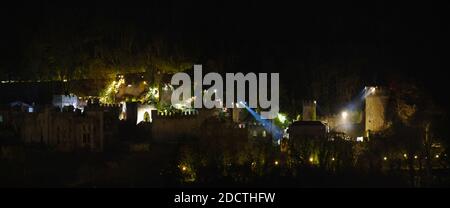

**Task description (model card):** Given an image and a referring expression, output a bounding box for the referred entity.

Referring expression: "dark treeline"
[0,1,448,113]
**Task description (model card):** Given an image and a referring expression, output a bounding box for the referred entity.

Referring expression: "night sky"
[0,1,448,110]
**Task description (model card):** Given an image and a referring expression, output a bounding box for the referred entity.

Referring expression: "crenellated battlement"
[152,110,199,119]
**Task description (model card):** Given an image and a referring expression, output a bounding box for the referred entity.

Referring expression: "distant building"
[247,122,269,139]
[52,94,83,111]
[10,101,34,113]
[0,105,118,152]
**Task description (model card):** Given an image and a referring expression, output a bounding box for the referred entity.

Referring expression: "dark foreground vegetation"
[1,135,448,188]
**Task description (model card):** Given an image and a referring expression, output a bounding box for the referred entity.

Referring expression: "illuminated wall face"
[365,94,388,132]
[136,104,156,124]
[53,95,79,110]
[302,101,317,121]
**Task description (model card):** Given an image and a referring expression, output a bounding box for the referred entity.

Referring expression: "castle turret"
[365,86,388,134]
[302,100,317,121]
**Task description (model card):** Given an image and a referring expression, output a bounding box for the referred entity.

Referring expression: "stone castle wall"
[150,109,248,142]
[365,93,388,133]
[1,107,106,152]
[150,109,214,142]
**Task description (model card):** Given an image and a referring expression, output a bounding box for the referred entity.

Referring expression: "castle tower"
[302,100,317,121]
[365,87,388,133]
[232,105,242,123]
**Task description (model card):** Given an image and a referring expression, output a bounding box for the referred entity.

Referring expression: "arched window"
[143,111,150,122]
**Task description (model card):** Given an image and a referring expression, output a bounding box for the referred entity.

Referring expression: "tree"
[384,79,445,186]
